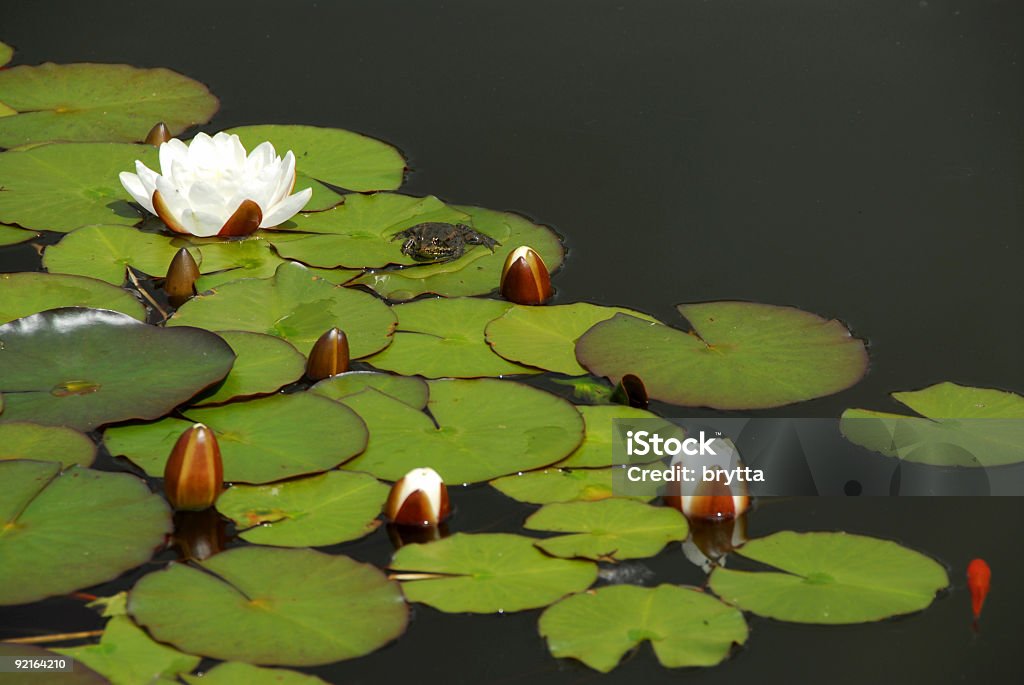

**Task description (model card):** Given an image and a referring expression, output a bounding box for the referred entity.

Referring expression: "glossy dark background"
[1,0,1021,683]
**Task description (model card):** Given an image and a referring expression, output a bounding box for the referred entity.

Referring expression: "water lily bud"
[164,423,223,511]
[500,246,553,305]
[663,437,750,522]
[164,248,200,307]
[144,122,172,146]
[386,467,450,527]
[665,472,751,522]
[610,374,648,409]
[681,514,748,574]
[306,327,350,380]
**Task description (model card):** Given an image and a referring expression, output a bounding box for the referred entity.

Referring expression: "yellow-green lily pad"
[0,271,145,324]
[190,331,306,406]
[43,224,198,285]
[0,422,96,467]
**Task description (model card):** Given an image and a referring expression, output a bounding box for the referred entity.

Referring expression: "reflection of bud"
[682,514,748,574]
[164,248,200,307]
[385,467,450,526]
[387,521,450,549]
[610,374,648,409]
[500,246,553,305]
[164,423,223,511]
[663,437,750,521]
[305,328,350,380]
[144,122,172,146]
[171,509,227,561]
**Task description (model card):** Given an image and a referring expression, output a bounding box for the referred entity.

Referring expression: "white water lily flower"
[119,131,312,238]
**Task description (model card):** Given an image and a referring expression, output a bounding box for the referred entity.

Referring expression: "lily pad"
[0,460,172,605]
[0,142,157,232]
[487,303,659,376]
[193,237,288,291]
[0,63,218,147]
[0,41,12,67]
[539,584,748,672]
[351,205,565,301]
[0,223,37,246]
[340,379,584,483]
[190,331,305,406]
[576,302,869,410]
[57,616,200,685]
[216,470,388,547]
[365,297,540,378]
[43,224,198,285]
[168,262,396,357]
[492,467,654,504]
[0,422,96,467]
[558,405,683,468]
[274,193,474,268]
[841,382,1024,467]
[525,499,688,561]
[390,532,597,613]
[129,546,408,665]
[0,271,145,324]
[183,662,330,685]
[309,370,428,409]
[708,531,949,624]
[105,392,368,484]
[225,124,406,192]
[0,308,234,430]
[0,644,108,684]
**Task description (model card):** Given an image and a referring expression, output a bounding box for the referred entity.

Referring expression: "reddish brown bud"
[385,467,450,527]
[218,199,263,237]
[164,423,223,511]
[305,328,350,380]
[144,122,172,146]
[610,373,648,409]
[500,246,553,305]
[164,248,200,307]
[664,470,750,522]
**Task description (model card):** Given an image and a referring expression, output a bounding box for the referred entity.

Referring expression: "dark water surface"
[1,1,1022,683]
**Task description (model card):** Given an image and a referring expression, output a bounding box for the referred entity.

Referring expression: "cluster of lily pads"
[1,40,1021,684]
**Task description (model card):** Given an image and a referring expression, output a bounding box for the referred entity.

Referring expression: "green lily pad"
[216,470,388,547]
[0,643,108,684]
[340,379,584,483]
[841,382,1024,467]
[0,41,12,67]
[0,271,145,324]
[292,173,344,212]
[225,124,405,192]
[0,422,96,467]
[309,370,428,409]
[183,662,330,685]
[193,237,288,291]
[105,392,368,484]
[539,584,748,672]
[0,63,218,147]
[190,332,305,406]
[57,616,200,685]
[0,142,157,232]
[43,224,198,285]
[0,223,37,246]
[129,546,408,666]
[525,499,688,561]
[0,308,234,430]
[273,193,474,268]
[576,302,869,410]
[492,467,653,504]
[708,531,949,624]
[365,297,540,378]
[390,532,597,613]
[487,303,659,376]
[351,205,565,301]
[168,262,396,357]
[0,460,172,605]
[558,405,683,468]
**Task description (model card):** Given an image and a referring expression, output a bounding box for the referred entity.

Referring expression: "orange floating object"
[966,558,991,620]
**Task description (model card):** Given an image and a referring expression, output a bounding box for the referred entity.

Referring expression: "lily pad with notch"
[576,302,869,410]
[128,546,408,666]
[0,308,234,430]
[539,584,748,672]
[0,223,37,247]
[0,422,96,467]
[390,532,597,613]
[0,271,145,324]
[43,224,199,285]
[492,467,654,504]
[104,392,368,484]
[309,370,429,409]
[708,531,949,624]
[216,470,388,547]
[339,379,584,483]
[0,460,172,605]
[558,405,683,468]
[841,382,1024,467]
[189,331,306,406]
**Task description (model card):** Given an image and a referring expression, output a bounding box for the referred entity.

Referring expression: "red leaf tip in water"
[966,558,991,620]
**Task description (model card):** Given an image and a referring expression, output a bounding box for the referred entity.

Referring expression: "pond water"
[1,0,1021,682]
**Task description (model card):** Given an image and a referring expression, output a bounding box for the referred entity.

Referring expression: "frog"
[391,222,500,262]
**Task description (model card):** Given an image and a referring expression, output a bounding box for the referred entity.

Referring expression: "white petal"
[154,175,194,231]
[158,139,189,179]
[187,132,219,169]
[182,207,229,237]
[119,171,153,214]
[245,141,277,174]
[260,187,312,228]
[268,150,297,207]
[188,181,232,220]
